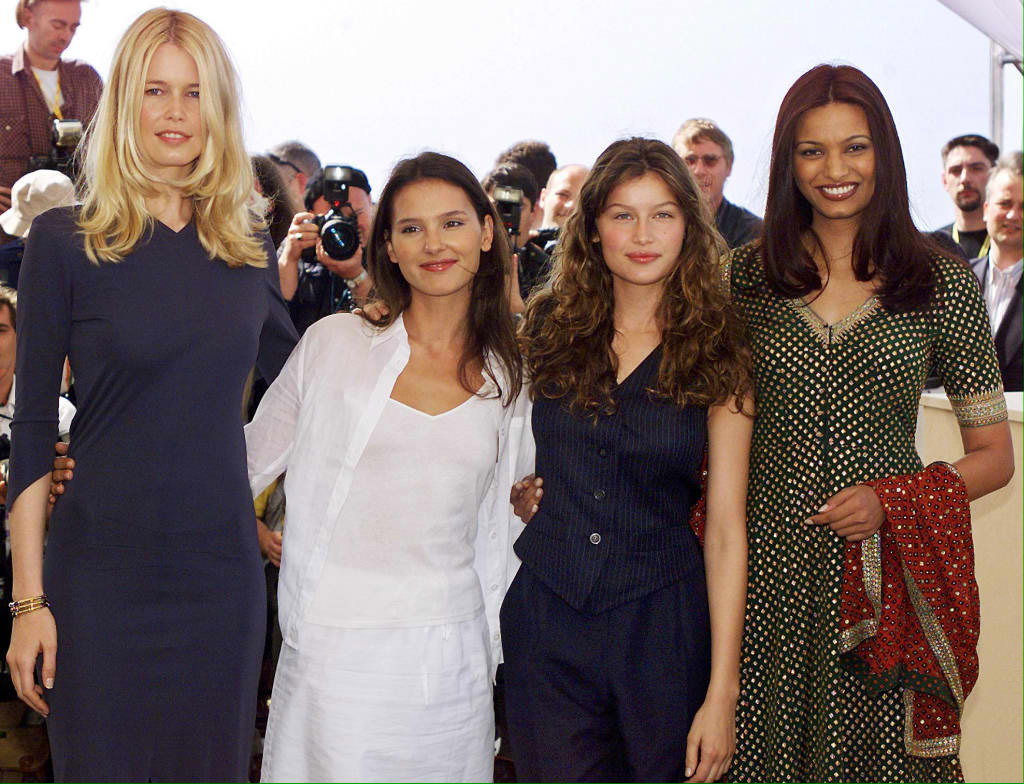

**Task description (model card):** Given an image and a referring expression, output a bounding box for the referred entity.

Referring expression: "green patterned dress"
[726,244,1006,783]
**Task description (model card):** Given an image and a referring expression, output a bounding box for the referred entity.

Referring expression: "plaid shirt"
[0,45,103,191]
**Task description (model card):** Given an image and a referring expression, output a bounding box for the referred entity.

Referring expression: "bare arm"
[809,418,1014,541]
[6,475,57,715]
[277,211,319,301]
[686,397,751,782]
[952,420,1014,499]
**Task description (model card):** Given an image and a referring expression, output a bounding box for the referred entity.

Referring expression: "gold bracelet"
[9,594,49,618]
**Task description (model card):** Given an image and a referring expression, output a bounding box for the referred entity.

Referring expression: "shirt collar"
[988,255,1023,286]
[12,44,61,76]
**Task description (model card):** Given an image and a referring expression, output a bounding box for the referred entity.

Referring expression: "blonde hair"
[77,8,266,268]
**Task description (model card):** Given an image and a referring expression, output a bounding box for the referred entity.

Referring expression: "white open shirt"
[245,313,534,677]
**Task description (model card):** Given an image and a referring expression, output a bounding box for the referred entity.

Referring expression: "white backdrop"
[2,0,1022,229]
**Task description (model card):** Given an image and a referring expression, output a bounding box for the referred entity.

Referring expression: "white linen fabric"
[245,312,534,674]
[305,394,500,627]
[261,616,493,783]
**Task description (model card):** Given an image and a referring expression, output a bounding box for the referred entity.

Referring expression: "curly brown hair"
[520,137,750,416]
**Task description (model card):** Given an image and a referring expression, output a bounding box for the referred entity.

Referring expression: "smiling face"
[541,165,588,228]
[595,171,686,293]
[793,102,876,227]
[386,178,494,302]
[23,0,81,68]
[138,43,204,181]
[984,169,1023,259]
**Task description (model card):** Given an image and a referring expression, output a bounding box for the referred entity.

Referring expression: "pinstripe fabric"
[513,346,706,613]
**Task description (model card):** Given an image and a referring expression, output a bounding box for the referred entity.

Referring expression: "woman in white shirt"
[245,152,533,783]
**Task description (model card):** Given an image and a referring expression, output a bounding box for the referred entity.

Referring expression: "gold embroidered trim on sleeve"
[948,386,1007,427]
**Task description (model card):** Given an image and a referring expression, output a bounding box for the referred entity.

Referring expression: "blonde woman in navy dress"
[5,10,295,781]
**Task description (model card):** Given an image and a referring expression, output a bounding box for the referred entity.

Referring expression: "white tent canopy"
[938,0,1023,60]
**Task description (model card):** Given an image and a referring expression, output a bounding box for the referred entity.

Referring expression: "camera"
[27,119,83,179]
[534,226,559,250]
[302,165,363,262]
[492,185,524,249]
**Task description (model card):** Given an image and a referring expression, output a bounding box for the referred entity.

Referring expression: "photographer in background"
[536,163,588,251]
[278,165,373,335]
[0,0,101,226]
[483,162,552,301]
[268,140,321,215]
[496,140,558,231]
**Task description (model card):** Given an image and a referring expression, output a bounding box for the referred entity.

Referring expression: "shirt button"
[589,532,602,545]
[490,583,499,591]
[490,530,497,539]
[493,632,500,641]
[598,447,609,457]
[593,489,606,500]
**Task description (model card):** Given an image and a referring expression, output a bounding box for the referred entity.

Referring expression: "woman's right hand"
[6,608,57,716]
[510,475,543,523]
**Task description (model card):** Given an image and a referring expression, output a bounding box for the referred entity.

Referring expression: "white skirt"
[261,614,494,783]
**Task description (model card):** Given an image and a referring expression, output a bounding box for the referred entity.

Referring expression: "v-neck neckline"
[616,345,661,388]
[786,295,881,345]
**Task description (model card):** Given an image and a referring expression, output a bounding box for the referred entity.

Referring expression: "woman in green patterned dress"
[726,64,1014,782]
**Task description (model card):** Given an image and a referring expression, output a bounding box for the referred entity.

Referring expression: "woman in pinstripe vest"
[502,137,752,783]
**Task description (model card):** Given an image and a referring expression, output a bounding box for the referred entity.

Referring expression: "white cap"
[0,170,77,238]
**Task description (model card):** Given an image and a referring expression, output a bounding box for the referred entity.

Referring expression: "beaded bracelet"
[9,594,49,618]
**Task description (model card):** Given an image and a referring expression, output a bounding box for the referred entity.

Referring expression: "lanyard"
[31,68,63,120]
[952,225,990,258]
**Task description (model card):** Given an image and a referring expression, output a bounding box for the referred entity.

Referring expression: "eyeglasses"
[683,154,724,168]
[268,153,302,177]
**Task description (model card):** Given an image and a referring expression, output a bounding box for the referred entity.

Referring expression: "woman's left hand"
[684,692,736,782]
[805,484,885,542]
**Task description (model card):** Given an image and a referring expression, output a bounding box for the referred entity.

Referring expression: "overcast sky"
[3,0,1021,229]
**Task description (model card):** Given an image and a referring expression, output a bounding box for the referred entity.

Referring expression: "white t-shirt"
[305,392,501,628]
[31,67,62,111]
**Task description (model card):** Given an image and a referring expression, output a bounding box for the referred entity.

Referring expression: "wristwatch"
[344,269,369,290]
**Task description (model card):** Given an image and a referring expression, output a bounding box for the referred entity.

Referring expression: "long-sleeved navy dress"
[7,206,298,782]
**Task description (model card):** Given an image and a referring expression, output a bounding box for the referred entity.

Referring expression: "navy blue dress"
[501,346,711,782]
[8,207,297,782]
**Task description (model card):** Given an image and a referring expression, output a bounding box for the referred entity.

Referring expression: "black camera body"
[302,165,363,262]
[492,185,524,249]
[27,119,83,179]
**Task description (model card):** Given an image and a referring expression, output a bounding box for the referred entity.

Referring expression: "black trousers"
[500,566,711,783]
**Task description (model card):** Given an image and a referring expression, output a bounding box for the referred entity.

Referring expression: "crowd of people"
[0,1,1019,783]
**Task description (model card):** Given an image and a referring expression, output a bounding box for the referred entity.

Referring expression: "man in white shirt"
[971,152,1022,391]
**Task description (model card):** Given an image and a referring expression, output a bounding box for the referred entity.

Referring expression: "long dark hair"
[522,137,750,416]
[762,64,935,311]
[251,154,296,247]
[363,152,522,405]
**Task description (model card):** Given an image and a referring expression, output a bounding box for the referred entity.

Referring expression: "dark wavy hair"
[762,64,936,312]
[362,152,522,405]
[521,137,751,416]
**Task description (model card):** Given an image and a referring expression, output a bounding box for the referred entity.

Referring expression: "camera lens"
[320,215,360,260]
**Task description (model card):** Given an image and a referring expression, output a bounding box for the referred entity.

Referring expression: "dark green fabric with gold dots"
[725,243,1005,783]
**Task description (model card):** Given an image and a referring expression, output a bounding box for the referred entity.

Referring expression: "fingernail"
[44,678,53,689]
[531,505,538,513]
[804,518,814,525]
[685,768,692,777]
[818,504,830,512]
